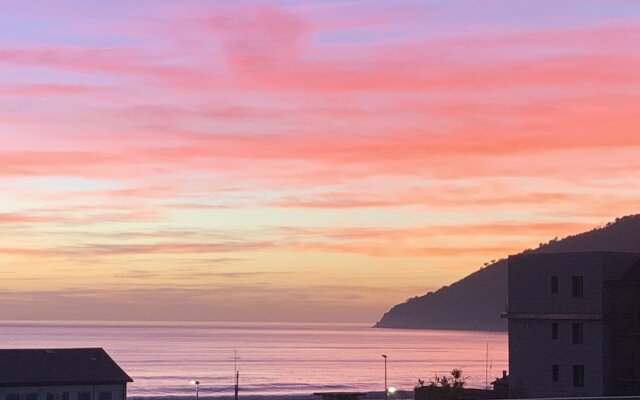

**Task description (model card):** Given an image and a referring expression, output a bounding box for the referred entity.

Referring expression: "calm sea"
[0,321,507,399]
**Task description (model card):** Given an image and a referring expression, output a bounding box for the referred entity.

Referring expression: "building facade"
[505,252,640,398]
[0,348,133,400]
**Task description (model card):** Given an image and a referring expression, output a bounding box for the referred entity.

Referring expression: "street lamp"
[387,387,397,396]
[382,355,388,400]
[189,380,200,400]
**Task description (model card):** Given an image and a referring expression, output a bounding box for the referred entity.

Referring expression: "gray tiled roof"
[0,348,133,387]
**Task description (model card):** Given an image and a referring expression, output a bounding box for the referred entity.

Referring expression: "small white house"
[0,348,133,400]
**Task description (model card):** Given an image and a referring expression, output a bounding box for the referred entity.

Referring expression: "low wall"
[414,387,501,400]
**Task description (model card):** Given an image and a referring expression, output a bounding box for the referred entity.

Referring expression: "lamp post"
[189,380,200,400]
[382,355,388,400]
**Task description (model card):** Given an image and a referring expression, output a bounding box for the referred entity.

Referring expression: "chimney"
[502,371,507,378]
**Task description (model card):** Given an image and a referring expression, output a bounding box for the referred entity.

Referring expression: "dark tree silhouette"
[429,369,468,389]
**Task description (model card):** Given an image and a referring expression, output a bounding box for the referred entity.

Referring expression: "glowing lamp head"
[189,380,200,385]
[387,387,397,395]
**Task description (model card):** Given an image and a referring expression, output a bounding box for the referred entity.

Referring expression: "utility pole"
[235,371,239,400]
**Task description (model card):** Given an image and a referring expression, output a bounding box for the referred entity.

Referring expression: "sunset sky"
[1,0,639,322]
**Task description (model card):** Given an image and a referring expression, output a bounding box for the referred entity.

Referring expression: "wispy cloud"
[1,0,639,321]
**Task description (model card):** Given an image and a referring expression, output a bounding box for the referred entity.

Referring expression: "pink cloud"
[0,207,163,226]
[0,46,222,90]
[1,124,639,185]
[0,83,109,97]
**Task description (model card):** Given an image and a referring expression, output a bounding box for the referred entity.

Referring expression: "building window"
[98,393,111,400]
[551,276,559,294]
[46,394,56,400]
[552,364,560,382]
[572,322,584,344]
[573,365,585,387]
[552,322,559,340]
[26,394,38,400]
[7,394,20,400]
[61,394,70,400]
[78,392,91,400]
[572,276,583,297]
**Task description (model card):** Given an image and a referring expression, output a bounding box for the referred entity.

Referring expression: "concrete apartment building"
[505,252,640,398]
[0,348,133,400]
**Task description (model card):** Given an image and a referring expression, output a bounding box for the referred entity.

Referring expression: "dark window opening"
[573,365,585,387]
[551,276,559,294]
[46,394,55,400]
[635,301,640,332]
[572,276,584,297]
[572,322,583,344]
[552,364,560,382]
[78,392,91,400]
[61,394,69,400]
[552,322,559,340]
[26,394,38,400]
[7,394,20,400]
[98,393,111,400]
